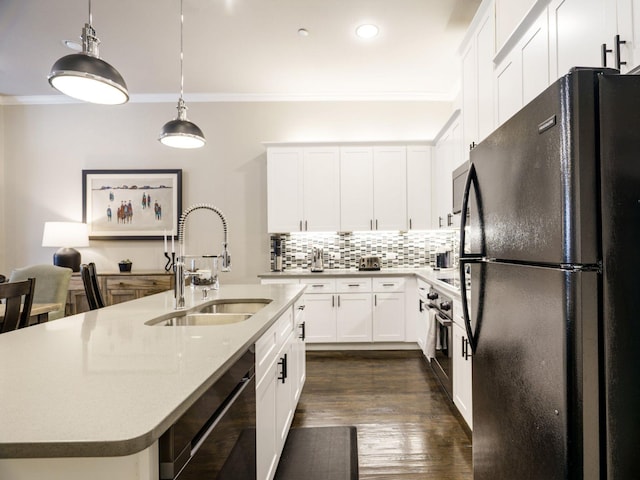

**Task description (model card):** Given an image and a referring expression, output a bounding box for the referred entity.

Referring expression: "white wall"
[1,99,452,283]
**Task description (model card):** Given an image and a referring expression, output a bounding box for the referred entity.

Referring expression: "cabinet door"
[612,0,640,72]
[476,11,496,142]
[462,41,478,161]
[256,365,278,480]
[495,50,522,127]
[267,147,303,233]
[373,146,407,231]
[406,146,432,230]
[549,0,608,80]
[303,147,340,231]
[453,322,473,429]
[372,293,405,341]
[336,293,373,342]
[275,336,295,450]
[340,146,374,231]
[293,302,306,402]
[303,294,337,343]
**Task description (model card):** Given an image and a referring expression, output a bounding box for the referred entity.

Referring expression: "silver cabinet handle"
[374,294,377,306]
[382,283,395,287]
[304,220,308,231]
[299,220,303,231]
[337,295,341,307]
[332,295,335,307]
[347,283,360,287]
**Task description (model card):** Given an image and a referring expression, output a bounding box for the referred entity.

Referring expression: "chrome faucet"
[175,203,231,309]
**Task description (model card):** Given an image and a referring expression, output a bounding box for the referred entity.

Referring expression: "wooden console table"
[65,271,175,315]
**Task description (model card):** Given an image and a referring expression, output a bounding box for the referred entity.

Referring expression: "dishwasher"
[159,348,256,480]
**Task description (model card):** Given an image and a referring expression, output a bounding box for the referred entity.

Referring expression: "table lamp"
[42,222,90,272]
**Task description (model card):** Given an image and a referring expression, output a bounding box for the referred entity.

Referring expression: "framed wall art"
[82,169,182,240]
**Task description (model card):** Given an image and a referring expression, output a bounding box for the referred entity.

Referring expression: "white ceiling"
[0,0,481,103]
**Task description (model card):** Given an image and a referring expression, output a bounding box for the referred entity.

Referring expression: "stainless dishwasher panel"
[159,348,256,480]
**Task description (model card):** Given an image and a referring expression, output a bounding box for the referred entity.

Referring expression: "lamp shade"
[42,222,90,248]
[159,118,207,149]
[42,222,89,273]
[48,53,129,105]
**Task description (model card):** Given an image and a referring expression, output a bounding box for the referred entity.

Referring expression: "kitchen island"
[0,283,305,480]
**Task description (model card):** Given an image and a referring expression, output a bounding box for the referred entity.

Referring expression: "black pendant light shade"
[159,0,205,149]
[48,51,129,105]
[159,98,206,149]
[48,4,128,106]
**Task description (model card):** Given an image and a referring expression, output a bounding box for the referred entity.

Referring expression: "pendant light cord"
[180,0,184,101]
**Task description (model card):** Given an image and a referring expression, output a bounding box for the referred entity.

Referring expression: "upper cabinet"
[431,113,463,230]
[549,0,608,79]
[462,1,496,161]
[372,146,408,231]
[268,143,427,233]
[406,146,432,230]
[267,146,340,233]
[605,0,640,72]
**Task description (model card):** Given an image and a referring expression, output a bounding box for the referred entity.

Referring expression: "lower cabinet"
[255,301,306,480]
[452,306,473,429]
[372,278,406,342]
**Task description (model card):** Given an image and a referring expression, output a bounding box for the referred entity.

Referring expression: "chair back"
[80,263,105,310]
[9,264,72,320]
[0,278,36,333]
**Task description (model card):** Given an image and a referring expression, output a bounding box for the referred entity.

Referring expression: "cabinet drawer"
[336,278,372,293]
[300,278,336,293]
[256,309,293,384]
[372,277,406,292]
[105,275,172,291]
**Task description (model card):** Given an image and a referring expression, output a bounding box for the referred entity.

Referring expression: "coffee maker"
[272,237,283,272]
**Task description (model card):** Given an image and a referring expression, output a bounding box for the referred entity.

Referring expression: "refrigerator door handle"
[459,162,484,354]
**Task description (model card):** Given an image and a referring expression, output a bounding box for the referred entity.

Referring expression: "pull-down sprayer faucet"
[175,204,231,309]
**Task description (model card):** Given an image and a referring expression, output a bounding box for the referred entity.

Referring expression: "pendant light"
[159,0,206,149]
[48,0,128,105]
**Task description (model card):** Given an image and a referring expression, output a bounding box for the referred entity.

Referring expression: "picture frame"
[82,169,182,240]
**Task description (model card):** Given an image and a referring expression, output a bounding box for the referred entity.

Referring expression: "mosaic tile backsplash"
[270,231,459,271]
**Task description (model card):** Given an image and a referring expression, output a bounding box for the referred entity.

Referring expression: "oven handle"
[188,371,255,463]
[436,313,452,327]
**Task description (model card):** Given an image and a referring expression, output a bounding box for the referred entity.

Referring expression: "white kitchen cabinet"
[256,306,303,480]
[372,278,406,342]
[606,0,640,72]
[336,293,373,342]
[462,2,496,161]
[406,146,432,230]
[373,146,407,231]
[267,146,339,233]
[495,8,552,127]
[303,147,340,231]
[267,148,303,233]
[431,114,462,229]
[340,146,375,231]
[453,322,473,430]
[549,0,608,80]
[292,299,306,403]
[302,293,336,343]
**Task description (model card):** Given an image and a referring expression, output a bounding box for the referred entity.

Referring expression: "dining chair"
[80,263,105,310]
[0,278,36,333]
[9,264,72,320]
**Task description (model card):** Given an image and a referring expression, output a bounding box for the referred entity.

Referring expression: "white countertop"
[0,283,305,459]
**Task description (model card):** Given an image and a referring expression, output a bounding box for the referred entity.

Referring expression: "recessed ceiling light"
[356,24,379,39]
[298,28,309,37]
[61,39,82,51]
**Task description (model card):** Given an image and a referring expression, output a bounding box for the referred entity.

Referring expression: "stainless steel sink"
[195,299,271,314]
[148,313,252,326]
[145,299,272,326]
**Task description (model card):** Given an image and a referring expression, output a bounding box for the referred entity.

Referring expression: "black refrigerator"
[459,67,640,480]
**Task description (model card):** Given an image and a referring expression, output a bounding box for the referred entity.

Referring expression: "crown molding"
[1,90,457,106]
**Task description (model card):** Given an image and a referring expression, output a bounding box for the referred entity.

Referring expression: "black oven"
[159,348,256,480]
[427,287,453,400]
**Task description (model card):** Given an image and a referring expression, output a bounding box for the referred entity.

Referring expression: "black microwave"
[452,162,469,215]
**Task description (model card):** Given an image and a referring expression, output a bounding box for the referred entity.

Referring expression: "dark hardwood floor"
[291,350,473,480]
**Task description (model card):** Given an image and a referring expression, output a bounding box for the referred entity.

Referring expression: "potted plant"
[118,259,132,272]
